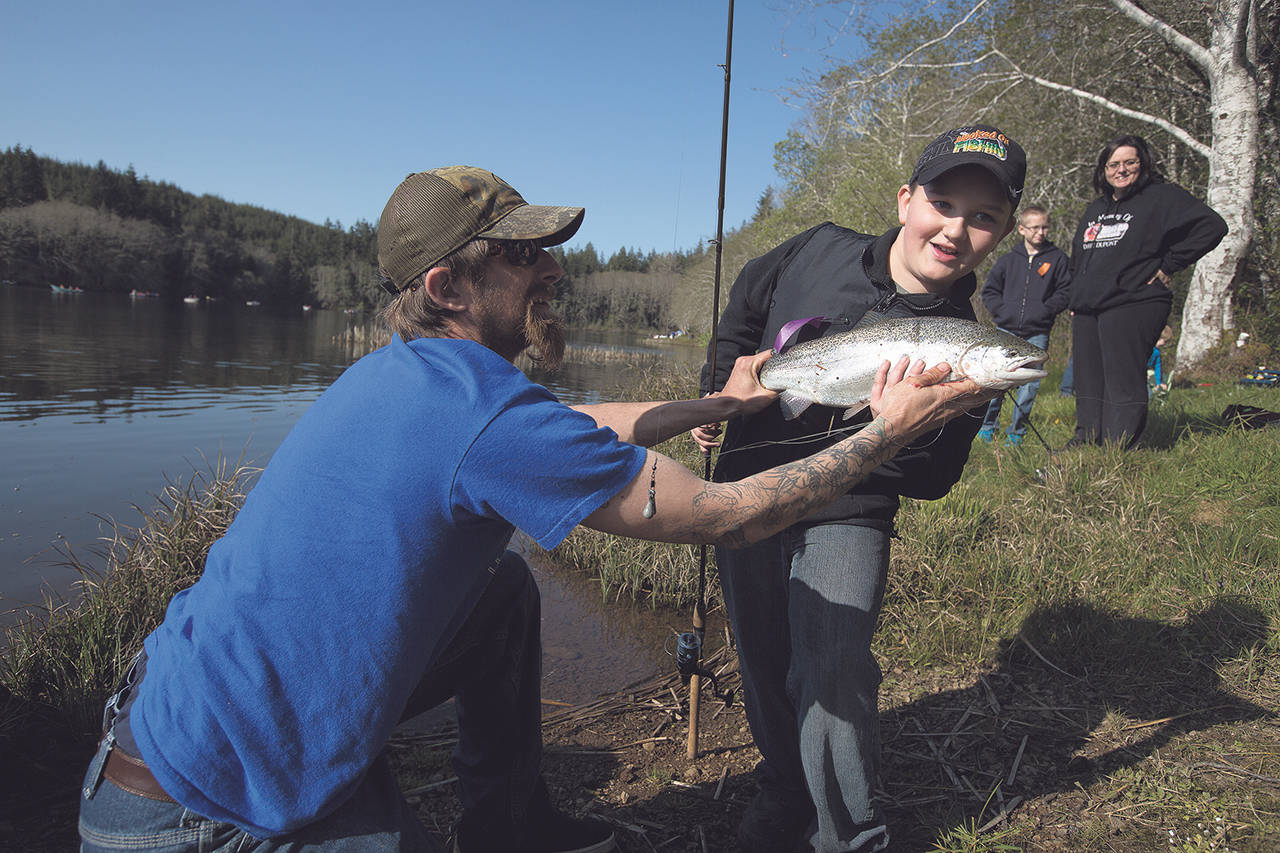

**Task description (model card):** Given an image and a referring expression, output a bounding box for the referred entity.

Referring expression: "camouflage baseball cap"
[377,166,585,293]
[910,125,1026,207]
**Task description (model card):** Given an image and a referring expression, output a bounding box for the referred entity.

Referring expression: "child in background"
[1148,325,1172,397]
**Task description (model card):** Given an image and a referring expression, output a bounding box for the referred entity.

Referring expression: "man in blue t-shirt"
[79,166,999,853]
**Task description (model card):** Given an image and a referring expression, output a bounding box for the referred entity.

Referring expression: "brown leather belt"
[104,747,176,803]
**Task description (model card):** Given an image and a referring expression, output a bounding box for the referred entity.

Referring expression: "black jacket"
[700,223,983,527]
[1070,180,1227,314]
[981,241,1071,337]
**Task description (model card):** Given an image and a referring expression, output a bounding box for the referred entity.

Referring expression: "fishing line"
[713,420,947,457]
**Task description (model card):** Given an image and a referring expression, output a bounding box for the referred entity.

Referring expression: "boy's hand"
[719,351,777,416]
[691,422,722,454]
[689,352,775,455]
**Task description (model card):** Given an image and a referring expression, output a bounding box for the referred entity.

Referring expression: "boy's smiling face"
[890,164,1015,294]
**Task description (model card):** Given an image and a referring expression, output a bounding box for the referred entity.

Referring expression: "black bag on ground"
[1221,404,1280,429]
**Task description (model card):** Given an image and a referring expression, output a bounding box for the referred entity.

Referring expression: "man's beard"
[523,303,565,371]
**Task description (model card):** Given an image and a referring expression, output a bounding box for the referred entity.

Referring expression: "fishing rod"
[683,0,736,762]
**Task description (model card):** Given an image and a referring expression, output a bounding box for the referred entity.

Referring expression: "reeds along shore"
[332,319,686,369]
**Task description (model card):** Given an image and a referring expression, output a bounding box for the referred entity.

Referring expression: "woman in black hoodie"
[1066,134,1226,449]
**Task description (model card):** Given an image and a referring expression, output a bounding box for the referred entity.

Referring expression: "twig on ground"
[977,795,1023,833]
[1121,706,1234,730]
[1187,761,1280,785]
[713,765,730,800]
[402,776,458,797]
[1018,634,1079,680]
[1006,734,1029,786]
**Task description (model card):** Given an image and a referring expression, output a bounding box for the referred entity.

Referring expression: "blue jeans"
[80,551,543,852]
[981,331,1049,437]
[719,523,891,853]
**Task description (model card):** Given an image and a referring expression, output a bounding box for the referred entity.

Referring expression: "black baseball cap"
[910,125,1026,206]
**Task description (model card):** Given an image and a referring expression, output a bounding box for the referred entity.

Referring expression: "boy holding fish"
[694,125,1031,853]
[79,167,998,853]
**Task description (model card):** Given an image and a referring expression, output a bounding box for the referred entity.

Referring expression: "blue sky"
[1,0,853,257]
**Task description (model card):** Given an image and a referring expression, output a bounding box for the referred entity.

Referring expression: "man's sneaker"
[977,429,995,443]
[526,805,616,853]
[1004,433,1024,447]
[737,786,816,853]
[1055,436,1088,452]
[452,783,616,853]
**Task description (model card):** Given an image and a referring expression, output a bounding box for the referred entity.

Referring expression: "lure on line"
[643,457,657,518]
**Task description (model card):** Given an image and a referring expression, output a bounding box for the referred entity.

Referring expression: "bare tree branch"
[988,50,1212,157]
[1108,0,1214,71]
[851,0,990,84]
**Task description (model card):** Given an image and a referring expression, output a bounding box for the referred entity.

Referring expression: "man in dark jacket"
[691,125,1024,853]
[978,204,1070,444]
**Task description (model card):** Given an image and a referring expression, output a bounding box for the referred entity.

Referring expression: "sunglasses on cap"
[485,239,543,267]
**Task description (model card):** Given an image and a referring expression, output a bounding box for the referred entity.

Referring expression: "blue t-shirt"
[130,337,646,836]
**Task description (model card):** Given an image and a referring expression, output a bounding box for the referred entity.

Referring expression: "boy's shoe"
[977,429,995,442]
[1004,434,1024,446]
[737,786,816,853]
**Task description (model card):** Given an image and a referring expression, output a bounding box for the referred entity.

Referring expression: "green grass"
[544,363,1279,850]
[891,384,1280,665]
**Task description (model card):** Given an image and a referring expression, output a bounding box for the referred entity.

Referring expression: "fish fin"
[842,403,870,421]
[777,390,816,420]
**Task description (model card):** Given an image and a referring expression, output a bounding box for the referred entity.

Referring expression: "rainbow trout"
[760,316,1048,420]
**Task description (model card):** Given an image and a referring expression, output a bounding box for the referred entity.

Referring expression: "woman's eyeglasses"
[486,240,542,267]
[1105,158,1141,172]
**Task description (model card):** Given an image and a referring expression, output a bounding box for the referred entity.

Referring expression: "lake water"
[0,283,707,702]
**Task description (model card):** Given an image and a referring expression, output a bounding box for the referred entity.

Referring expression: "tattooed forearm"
[692,416,904,547]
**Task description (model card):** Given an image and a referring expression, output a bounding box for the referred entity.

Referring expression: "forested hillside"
[0,146,383,308]
[0,147,705,327]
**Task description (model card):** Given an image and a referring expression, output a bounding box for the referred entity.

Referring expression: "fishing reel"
[673,630,735,707]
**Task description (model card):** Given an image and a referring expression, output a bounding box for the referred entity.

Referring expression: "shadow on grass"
[0,684,88,851]
[878,597,1273,851]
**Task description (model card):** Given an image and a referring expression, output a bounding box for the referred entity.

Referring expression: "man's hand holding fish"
[870,357,1002,446]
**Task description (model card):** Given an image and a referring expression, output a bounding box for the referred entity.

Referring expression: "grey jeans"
[719,522,891,853]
